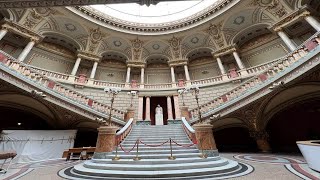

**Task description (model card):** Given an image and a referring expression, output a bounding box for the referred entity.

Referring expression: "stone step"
[119,143,195,148]
[91,156,221,165]
[113,149,199,155]
[115,146,197,151]
[122,139,191,144]
[82,159,229,171]
[100,152,204,159]
[72,160,240,179]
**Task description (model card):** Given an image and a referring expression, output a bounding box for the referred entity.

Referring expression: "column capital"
[168,58,188,67]
[212,44,238,57]
[77,50,101,62]
[1,18,43,43]
[126,61,146,68]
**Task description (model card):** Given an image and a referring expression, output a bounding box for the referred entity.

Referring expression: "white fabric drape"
[0,130,77,163]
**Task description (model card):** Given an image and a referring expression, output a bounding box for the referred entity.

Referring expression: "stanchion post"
[112,145,120,161]
[133,139,141,161]
[168,138,176,160]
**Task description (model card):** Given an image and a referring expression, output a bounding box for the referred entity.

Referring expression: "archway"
[266,99,320,153]
[214,127,257,152]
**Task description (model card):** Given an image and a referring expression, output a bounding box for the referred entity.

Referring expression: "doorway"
[150,96,167,125]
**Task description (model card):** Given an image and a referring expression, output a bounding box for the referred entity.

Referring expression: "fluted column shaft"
[17,40,35,62]
[145,96,151,121]
[277,30,296,51]
[305,15,320,32]
[184,65,190,81]
[232,51,245,70]
[140,67,145,84]
[167,96,173,120]
[0,29,8,41]
[126,67,131,83]
[216,57,226,74]
[71,57,81,76]
[170,66,176,83]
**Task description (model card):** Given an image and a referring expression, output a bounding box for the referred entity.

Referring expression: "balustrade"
[189,32,320,123]
[0,50,126,121]
[144,83,172,89]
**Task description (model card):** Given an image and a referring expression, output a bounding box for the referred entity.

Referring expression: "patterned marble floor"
[0,153,319,180]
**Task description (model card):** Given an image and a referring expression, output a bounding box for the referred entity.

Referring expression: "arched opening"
[266,99,320,153]
[74,130,98,148]
[0,106,53,130]
[214,127,257,152]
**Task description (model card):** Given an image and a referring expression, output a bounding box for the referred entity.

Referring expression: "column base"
[193,123,217,151]
[167,119,181,125]
[93,152,113,159]
[240,69,248,76]
[95,126,118,153]
[201,149,219,157]
[256,139,272,153]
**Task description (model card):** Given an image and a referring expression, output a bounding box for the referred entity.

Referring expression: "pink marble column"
[145,96,151,121]
[173,95,181,120]
[137,97,144,121]
[167,96,173,120]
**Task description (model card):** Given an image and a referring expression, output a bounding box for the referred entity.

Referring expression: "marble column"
[145,96,151,121]
[216,57,226,74]
[184,65,190,81]
[126,66,131,83]
[173,95,181,120]
[94,126,118,158]
[277,30,296,51]
[90,61,98,79]
[170,66,176,83]
[167,96,173,120]
[71,57,81,76]
[193,123,218,157]
[232,51,245,70]
[137,96,144,121]
[140,67,145,84]
[304,15,320,32]
[17,39,35,62]
[0,28,8,41]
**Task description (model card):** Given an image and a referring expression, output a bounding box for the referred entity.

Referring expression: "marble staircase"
[60,124,252,179]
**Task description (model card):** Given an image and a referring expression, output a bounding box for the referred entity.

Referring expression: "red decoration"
[229,68,239,78]
[88,99,93,107]
[178,79,185,87]
[258,74,267,81]
[131,80,137,88]
[47,81,55,89]
[77,74,87,84]
[305,40,318,51]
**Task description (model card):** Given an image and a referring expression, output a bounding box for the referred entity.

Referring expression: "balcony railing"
[0,51,126,123]
[189,32,320,123]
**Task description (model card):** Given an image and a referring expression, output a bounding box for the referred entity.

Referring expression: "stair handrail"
[0,50,126,123]
[189,31,320,123]
[115,118,133,145]
[181,117,197,144]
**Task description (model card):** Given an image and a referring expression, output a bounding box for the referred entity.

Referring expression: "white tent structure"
[0,130,77,163]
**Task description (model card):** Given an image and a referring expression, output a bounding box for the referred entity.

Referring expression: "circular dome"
[89,0,219,24]
[72,0,238,35]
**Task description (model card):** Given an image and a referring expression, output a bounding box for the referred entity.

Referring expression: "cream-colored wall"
[189,57,220,80]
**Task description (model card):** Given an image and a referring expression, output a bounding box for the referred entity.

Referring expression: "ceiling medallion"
[191,37,199,44]
[113,40,122,47]
[65,23,76,31]
[152,44,160,50]
[233,16,245,25]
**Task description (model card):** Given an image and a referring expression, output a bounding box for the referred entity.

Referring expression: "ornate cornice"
[68,0,239,35]
[1,18,44,42]
[270,6,312,32]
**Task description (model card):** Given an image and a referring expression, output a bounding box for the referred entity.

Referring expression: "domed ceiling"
[69,0,239,35]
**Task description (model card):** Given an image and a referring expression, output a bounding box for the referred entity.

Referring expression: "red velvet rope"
[171,139,195,147]
[139,139,169,147]
[119,140,138,154]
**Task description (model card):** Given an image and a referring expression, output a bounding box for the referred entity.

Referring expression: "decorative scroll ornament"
[206,22,225,48]
[253,0,287,18]
[168,36,182,59]
[88,27,106,53]
[131,38,143,61]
